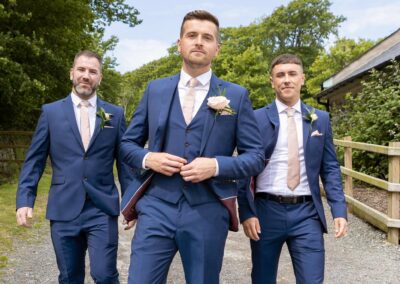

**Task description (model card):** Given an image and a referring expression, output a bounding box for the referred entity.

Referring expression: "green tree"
[0,0,141,130]
[306,38,375,95]
[122,47,181,119]
[260,0,345,69]
[121,0,346,113]
[332,60,400,179]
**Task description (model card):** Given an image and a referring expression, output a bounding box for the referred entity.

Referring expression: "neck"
[182,64,210,78]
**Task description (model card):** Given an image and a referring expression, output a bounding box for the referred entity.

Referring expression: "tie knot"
[188,78,199,88]
[285,108,295,117]
[80,100,90,108]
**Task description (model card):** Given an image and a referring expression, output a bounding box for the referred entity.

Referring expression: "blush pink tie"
[286,108,300,190]
[182,78,199,125]
[80,100,90,151]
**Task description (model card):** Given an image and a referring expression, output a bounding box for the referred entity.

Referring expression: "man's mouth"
[192,50,205,54]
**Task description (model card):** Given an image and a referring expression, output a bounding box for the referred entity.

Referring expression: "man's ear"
[301,73,305,86]
[177,39,181,53]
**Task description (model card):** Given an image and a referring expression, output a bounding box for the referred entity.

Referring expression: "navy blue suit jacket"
[238,101,347,232]
[16,95,132,220]
[120,73,265,231]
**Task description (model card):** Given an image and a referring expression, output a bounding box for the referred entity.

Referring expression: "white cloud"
[112,39,171,73]
[340,4,400,39]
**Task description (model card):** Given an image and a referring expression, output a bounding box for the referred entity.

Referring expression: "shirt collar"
[71,92,97,108]
[180,69,212,87]
[275,99,301,114]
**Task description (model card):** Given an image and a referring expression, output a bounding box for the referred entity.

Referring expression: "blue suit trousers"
[128,194,229,284]
[50,199,119,284]
[251,198,325,284]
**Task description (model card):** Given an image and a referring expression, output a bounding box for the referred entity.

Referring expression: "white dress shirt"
[71,92,97,138]
[178,69,211,118]
[256,99,311,196]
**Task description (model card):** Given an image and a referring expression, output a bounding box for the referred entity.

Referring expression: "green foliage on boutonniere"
[207,86,236,116]
[96,107,112,129]
[303,106,318,129]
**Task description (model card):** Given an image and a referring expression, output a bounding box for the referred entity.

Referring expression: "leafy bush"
[332,60,400,179]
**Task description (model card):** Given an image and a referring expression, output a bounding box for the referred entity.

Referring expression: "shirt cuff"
[214,158,219,176]
[142,152,151,170]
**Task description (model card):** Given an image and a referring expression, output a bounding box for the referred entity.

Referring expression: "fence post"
[388,141,400,244]
[344,136,353,213]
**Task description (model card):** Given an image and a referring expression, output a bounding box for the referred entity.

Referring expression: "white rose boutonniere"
[207,86,236,116]
[96,107,113,129]
[303,107,318,130]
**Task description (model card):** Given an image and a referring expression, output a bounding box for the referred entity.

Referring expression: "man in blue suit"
[16,50,131,283]
[238,54,348,284]
[120,10,264,284]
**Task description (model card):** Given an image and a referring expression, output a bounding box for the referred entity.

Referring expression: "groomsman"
[16,50,131,283]
[239,53,348,284]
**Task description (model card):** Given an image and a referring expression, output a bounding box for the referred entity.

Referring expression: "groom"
[120,10,264,284]
[16,50,131,283]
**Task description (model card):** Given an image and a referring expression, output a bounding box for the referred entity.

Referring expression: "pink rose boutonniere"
[207,87,236,116]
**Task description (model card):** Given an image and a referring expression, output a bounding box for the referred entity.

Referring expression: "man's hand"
[333,217,348,238]
[180,157,216,183]
[122,219,137,231]
[145,152,187,176]
[242,217,261,241]
[16,207,34,228]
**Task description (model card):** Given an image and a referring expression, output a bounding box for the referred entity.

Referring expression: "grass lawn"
[0,171,50,270]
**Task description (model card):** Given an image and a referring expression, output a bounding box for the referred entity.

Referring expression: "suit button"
[185,129,190,133]
[185,142,189,147]
[83,156,88,160]
[84,177,87,181]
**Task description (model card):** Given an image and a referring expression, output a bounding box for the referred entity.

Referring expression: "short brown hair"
[73,50,103,70]
[180,10,220,43]
[269,53,303,74]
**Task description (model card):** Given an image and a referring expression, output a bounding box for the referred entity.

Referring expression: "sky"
[104,0,400,73]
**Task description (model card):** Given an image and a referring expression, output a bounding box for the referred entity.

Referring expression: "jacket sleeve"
[16,106,50,209]
[216,90,265,179]
[115,107,133,195]
[320,115,348,219]
[120,83,151,170]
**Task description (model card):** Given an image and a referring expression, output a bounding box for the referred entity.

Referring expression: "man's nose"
[81,71,90,79]
[195,35,203,45]
[283,74,290,82]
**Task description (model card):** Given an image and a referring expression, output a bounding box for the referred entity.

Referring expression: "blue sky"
[104,0,400,73]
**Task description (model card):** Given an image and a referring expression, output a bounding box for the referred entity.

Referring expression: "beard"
[72,79,99,98]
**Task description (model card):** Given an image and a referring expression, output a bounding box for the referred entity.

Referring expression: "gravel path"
[1,199,399,283]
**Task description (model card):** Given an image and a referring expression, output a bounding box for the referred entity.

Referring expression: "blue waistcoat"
[146,88,216,205]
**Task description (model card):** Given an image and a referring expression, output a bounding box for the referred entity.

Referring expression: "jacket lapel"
[264,102,280,159]
[63,95,85,150]
[301,102,311,151]
[199,74,220,156]
[154,75,180,151]
[87,98,103,151]
[265,101,279,129]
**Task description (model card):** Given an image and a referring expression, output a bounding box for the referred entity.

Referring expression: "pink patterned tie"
[80,100,90,151]
[182,78,199,125]
[286,108,300,190]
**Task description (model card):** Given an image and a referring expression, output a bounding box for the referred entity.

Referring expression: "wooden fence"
[2,132,400,244]
[334,136,400,245]
[0,131,33,163]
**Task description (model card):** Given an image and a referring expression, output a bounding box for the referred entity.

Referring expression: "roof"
[316,28,400,99]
